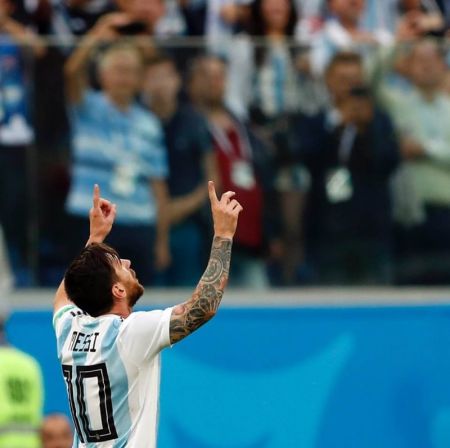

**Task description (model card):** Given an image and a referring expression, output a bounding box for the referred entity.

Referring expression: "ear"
[112,283,127,301]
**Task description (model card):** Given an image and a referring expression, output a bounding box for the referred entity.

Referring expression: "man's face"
[329,0,365,24]
[409,42,446,90]
[326,62,365,104]
[115,0,165,27]
[191,59,227,108]
[41,416,73,448]
[143,61,180,104]
[99,51,142,101]
[114,258,144,308]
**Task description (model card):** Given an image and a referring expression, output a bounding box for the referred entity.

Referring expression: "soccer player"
[52,181,242,447]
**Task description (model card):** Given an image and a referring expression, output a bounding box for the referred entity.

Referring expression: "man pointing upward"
[53,181,242,447]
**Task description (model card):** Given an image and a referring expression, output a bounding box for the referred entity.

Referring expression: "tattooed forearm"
[170,236,232,343]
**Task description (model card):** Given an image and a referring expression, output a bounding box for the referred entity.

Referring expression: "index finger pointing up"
[208,181,219,205]
[93,184,100,209]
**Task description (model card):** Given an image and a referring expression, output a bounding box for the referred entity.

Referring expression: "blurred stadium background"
[2,0,450,446]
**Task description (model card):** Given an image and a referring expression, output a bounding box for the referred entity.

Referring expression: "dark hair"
[64,243,120,317]
[248,0,298,36]
[186,53,227,83]
[325,51,363,76]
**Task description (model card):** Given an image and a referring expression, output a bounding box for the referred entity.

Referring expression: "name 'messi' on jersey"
[53,303,173,448]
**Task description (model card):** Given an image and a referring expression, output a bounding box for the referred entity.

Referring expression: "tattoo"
[170,236,232,343]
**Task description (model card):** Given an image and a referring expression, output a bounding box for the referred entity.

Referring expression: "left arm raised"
[169,236,232,343]
[169,182,241,344]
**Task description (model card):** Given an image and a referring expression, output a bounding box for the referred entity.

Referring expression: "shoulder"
[53,304,87,334]
[179,103,209,128]
[438,94,450,109]
[120,308,172,333]
[73,89,106,114]
[133,103,161,125]
[132,104,164,134]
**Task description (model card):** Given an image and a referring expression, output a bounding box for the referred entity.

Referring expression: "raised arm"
[53,185,117,313]
[169,181,243,344]
[0,6,45,57]
[64,13,130,104]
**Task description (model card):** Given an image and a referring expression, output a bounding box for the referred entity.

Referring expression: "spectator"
[41,414,73,448]
[294,0,326,42]
[142,54,219,286]
[298,52,399,284]
[360,0,446,38]
[189,55,280,288]
[64,21,171,285]
[310,0,393,75]
[0,0,44,285]
[205,0,252,53]
[114,0,166,35]
[226,0,303,120]
[226,0,321,284]
[47,0,115,38]
[0,308,44,448]
[395,0,446,40]
[382,39,450,283]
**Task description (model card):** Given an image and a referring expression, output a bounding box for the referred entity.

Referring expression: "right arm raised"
[64,13,130,104]
[169,181,242,344]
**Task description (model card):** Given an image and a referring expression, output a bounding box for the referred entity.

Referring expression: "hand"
[0,1,13,29]
[90,12,131,40]
[89,184,117,243]
[401,138,425,160]
[208,181,243,240]
[154,239,171,271]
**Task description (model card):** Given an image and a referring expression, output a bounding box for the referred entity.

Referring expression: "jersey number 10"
[62,363,118,443]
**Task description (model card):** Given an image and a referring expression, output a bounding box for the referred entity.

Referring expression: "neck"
[106,93,133,111]
[204,102,226,116]
[418,86,439,101]
[339,17,359,31]
[151,97,178,120]
[108,304,131,319]
[265,31,286,40]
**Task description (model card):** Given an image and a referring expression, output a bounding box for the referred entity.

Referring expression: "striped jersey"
[53,304,173,448]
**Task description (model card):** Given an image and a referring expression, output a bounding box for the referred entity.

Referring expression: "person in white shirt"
[310,0,393,75]
[52,183,242,447]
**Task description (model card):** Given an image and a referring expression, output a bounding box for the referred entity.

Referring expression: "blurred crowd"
[0,0,450,288]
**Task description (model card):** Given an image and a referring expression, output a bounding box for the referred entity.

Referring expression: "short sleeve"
[52,304,78,336]
[118,307,173,366]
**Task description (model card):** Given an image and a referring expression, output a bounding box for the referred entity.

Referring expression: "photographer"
[296,52,400,284]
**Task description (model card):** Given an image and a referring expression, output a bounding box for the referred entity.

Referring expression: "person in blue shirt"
[142,54,220,286]
[64,14,171,285]
[0,0,44,285]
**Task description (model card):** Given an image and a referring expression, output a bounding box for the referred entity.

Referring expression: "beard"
[127,279,145,308]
